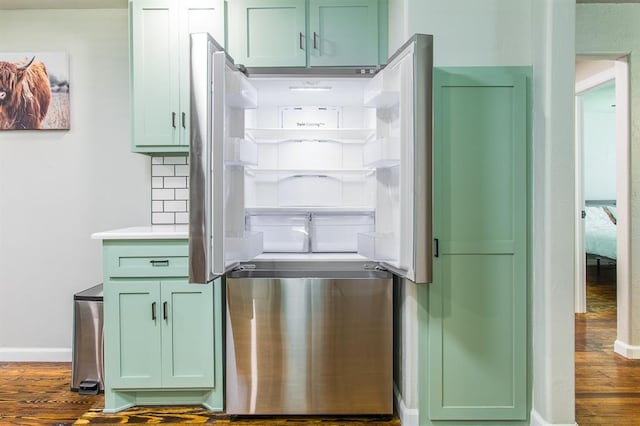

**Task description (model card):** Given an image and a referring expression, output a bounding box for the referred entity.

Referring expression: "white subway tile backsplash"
[151,177,164,189]
[151,156,190,225]
[152,164,175,177]
[152,200,164,212]
[164,200,187,212]
[175,212,189,224]
[164,156,188,165]
[152,188,175,200]
[175,188,189,200]
[175,165,189,176]
[152,212,176,224]
[164,176,188,189]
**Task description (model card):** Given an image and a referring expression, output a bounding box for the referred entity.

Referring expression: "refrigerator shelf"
[245,128,375,143]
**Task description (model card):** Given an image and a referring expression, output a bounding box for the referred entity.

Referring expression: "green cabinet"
[102,240,223,413]
[228,0,385,67]
[129,0,223,154]
[106,279,214,390]
[419,67,531,424]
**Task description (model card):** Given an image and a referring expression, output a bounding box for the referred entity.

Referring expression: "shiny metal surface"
[412,34,434,285]
[229,260,391,279]
[189,33,214,285]
[226,276,393,415]
[71,284,104,392]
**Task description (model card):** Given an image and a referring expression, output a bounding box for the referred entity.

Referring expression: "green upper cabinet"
[130,0,224,154]
[227,0,386,68]
[228,0,306,67]
[308,0,378,67]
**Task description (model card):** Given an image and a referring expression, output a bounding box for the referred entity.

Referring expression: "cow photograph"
[0,52,69,130]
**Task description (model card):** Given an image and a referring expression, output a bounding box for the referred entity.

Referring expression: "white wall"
[576,3,640,351]
[390,0,532,66]
[0,9,150,361]
[582,83,617,201]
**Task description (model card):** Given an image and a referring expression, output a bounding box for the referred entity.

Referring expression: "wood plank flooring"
[1,266,637,424]
[575,265,640,425]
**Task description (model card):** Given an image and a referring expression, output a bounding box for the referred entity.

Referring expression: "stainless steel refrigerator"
[188,33,432,415]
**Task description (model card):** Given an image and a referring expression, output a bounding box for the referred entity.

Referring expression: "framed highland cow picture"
[0,52,69,130]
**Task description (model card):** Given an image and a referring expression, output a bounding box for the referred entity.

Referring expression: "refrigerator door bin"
[71,283,104,394]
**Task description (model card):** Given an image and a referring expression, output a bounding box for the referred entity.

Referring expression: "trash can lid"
[74,283,103,301]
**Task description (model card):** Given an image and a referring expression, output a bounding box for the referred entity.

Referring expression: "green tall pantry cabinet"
[102,240,223,413]
[419,67,531,425]
[129,0,223,154]
[227,0,386,67]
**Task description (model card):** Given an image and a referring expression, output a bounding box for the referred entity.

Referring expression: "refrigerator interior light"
[288,86,332,92]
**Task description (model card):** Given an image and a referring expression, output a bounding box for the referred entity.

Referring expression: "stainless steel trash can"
[71,284,104,394]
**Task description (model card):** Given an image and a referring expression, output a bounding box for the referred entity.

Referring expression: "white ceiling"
[0,0,126,9]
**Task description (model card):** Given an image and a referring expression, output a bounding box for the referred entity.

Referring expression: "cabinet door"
[308,0,379,66]
[228,0,306,67]
[160,279,215,388]
[130,0,181,148]
[105,280,162,389]
[178,0,224,150]
[424,67,529,421]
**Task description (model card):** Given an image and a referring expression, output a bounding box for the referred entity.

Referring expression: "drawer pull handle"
[152,302,157,321]
[299,32,304,50]
[172,112,176,128]
[163,301,168,320]
[182,112,186,128]
[313,31,318,49]
[150,259,170,267]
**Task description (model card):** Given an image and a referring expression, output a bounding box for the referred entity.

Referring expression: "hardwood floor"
[575,265,640,425]
[1,269,636,424]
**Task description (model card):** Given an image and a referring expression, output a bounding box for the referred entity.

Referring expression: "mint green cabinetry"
[129,0,223,154]
[308,0,378,67]
[102,240,223,413]
[228,0,306,67]
[227,0,386,67]
[419,67,531,424]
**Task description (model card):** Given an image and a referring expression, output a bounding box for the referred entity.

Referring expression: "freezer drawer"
[225,275,392,415]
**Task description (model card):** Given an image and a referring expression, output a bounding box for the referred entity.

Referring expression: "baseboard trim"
[614,340,640,359]
[393,384,418,426]
[0,347,72,362]
[530,409,577,426]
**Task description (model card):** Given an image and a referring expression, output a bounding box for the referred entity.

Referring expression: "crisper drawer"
[246,214,308,253]
[310,214,374,253]
[104,241,188,278]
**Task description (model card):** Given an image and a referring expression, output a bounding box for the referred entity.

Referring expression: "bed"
[584,200,617,266]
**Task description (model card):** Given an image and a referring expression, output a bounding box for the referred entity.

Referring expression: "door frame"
[574,56,631,357]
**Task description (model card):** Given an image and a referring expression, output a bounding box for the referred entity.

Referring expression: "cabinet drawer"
[105,241,188,278]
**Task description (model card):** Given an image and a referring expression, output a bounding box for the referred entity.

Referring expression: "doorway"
[574,56,630,354]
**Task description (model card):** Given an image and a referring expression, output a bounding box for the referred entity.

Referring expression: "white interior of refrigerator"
[218,45,416,276]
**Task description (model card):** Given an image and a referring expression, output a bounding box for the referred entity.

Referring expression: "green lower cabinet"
[102,240,223,413]
[420,67,531,425]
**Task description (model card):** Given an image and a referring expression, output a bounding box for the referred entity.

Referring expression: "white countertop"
[91,225,188,240]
